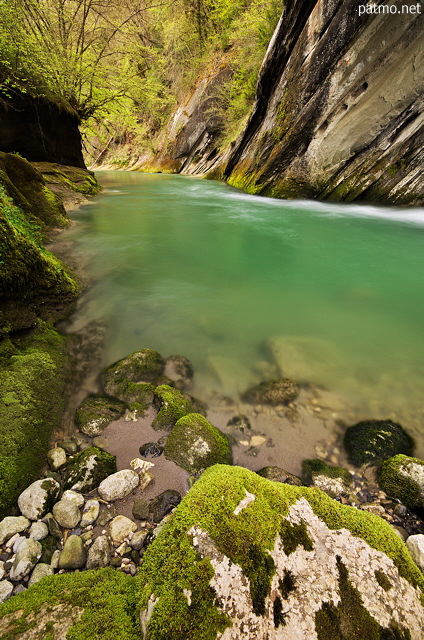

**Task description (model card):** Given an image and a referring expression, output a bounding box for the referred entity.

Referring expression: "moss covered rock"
[152,384,193,431]
[0,567,139,639]
[378,455,424,510]
[64,446,117,493]
[302,459,353,498]
[75,394,126,436]
[102,349,165,388]
[164,413,232,474]
[0,322,68,518]
[242,378,298,405]
[344,420,415,467]
[136,465,424,640]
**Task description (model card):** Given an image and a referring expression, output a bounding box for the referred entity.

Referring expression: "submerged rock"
[102,348,165,389]
[344,420,414,467]
[152,384,193,431]
[242,378,298,405]
[378,455,424,510]
[164,355,194,389]
[164,413,232,474]
[75,394,126,436]
[63,446,116,493]
[18,478,61,521]
[138,465,424,640]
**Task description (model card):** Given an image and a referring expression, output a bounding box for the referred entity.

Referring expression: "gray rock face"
[9,538,42,581]
[0,516,30,545]
[18,478,61,520]
[80,500,100,528]
[98,469,139,502]
[222,3,423,205]
[58,535,87,570]
[0,581,13,604]
[28,562,54,587]
[86,535,111,569]
[53,500,81,529]
[47,447,67,471]
[29,521,49,541]
[62,490,85,508]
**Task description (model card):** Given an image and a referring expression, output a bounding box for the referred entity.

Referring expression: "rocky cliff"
[128,0,423,206]
[219,0,424,204]
[0,89,86,168]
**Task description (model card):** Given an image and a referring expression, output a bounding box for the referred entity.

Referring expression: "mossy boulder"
[152,385,193,431]
[136,465,424,640]
[64,446,117,493]
[302,459,353,498]
[75,394,126,436]
[0,322,68,518]
[344,420,415,467]
[164,413,232,474]
[101,349,165,388]
[0,567,139,639]
[242,378,298,405]
[257,466,302,486]
[378,455,424,511]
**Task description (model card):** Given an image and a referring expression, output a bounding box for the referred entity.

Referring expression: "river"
[54,171,424,464]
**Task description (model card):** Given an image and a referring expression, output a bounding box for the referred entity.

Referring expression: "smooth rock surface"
[98,469,139,502]
[0,580,13,604]
[9,539,42,581]
[0,516,30,545]
[29,521,49,541]
[406,535,424,573]
[80,500,100,528]
[58,535,87,570]
[86,535,111,569]
[52,500,81,530]
[47,447,67,471]
[62,490,85,508]
[18,479,61,521]
[109,516,137,545]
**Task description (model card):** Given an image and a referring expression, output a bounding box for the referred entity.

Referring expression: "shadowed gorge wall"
[0,90,85,168]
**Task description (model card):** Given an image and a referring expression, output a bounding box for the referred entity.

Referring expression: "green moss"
[152,384,193,431]
[0,321,68,517]
[101,349,165,387]
[280,520,314,555]
[104,378,155,410]
[63,446,117,492]
[0,568,139,640]
[75,394,126,436]
[315,558,411,639]
[343,420,415,467]
[302,459,352,486]
[374,570,392,592]
[164,413,233,473]
[136,465,424,640]
[378,455,424,509]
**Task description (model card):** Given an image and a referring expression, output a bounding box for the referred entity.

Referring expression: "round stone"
[29,521,49,541]
[47,447,67,471]
[53,500,81,530]
[98,469,139,502]
[9,539,42,581]
[62,490,85,508]
[28,562,54,587]
[0,516,30,545]
[58,535,87,570]
[86,535,111,569]
[109,516,137,545]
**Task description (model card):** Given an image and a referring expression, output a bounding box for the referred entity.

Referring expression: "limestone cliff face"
[0,89,86,168]
[221,0,423,204]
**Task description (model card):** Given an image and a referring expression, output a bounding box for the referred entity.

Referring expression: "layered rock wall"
[221,0,423,204]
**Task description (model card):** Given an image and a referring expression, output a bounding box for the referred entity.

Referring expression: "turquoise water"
[59,171,424,440]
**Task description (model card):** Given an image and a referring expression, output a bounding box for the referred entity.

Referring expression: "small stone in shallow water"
[139,442,164,458]
[227,415,252,432]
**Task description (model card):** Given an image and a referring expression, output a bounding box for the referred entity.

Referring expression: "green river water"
[58,171,424,448]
